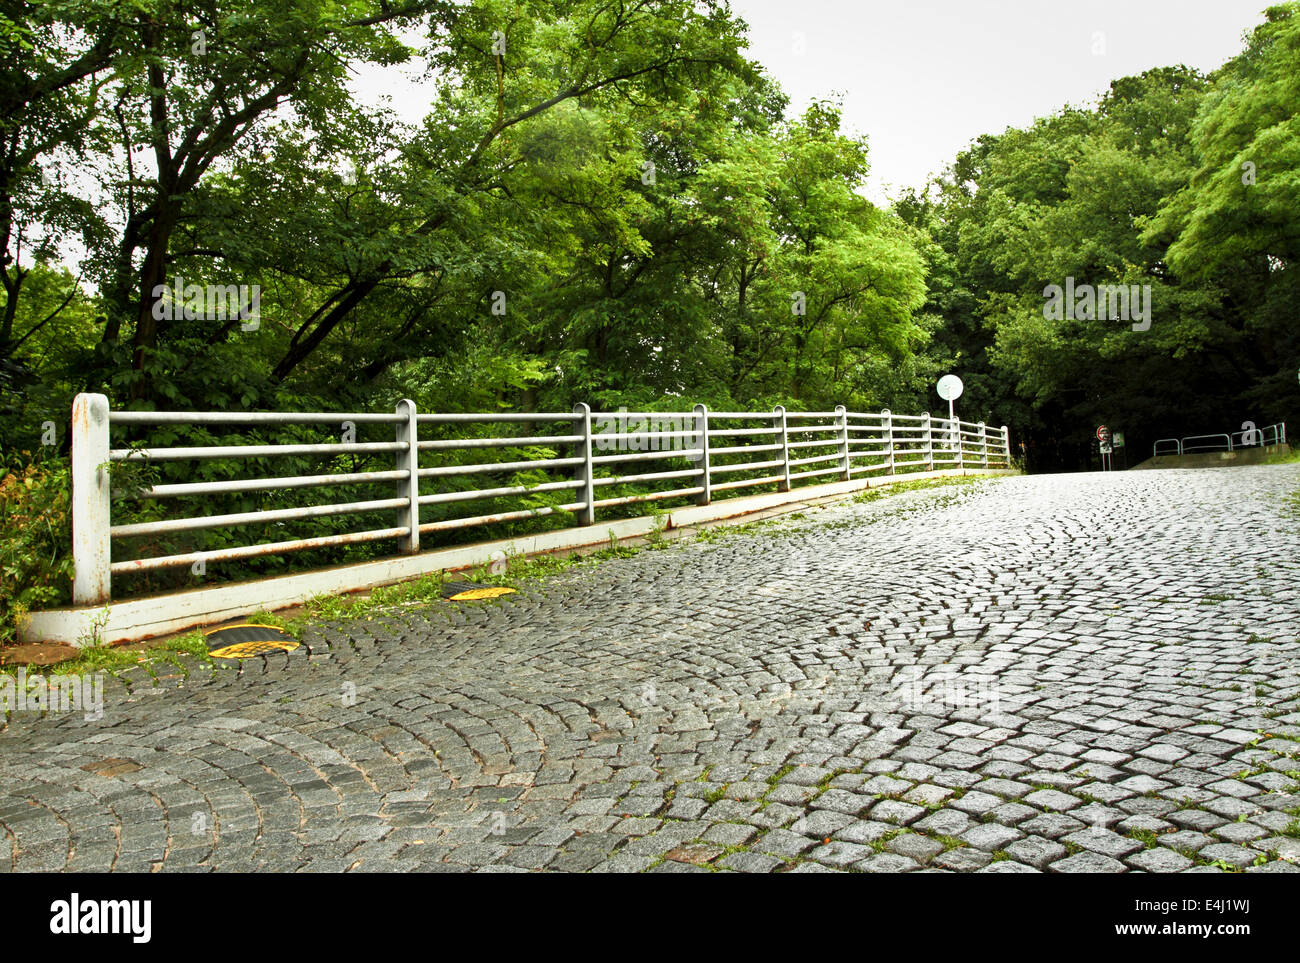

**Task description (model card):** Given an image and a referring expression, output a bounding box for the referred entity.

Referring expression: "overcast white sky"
[353,1,1272,201]
[731,0,1271,201]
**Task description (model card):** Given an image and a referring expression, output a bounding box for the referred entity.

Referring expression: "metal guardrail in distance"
[68,394,1013,605]
[1151,422,1287,457]
[1153,438,1182,456]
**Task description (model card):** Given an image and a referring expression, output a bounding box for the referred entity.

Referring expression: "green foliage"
[3,1,930,426]
[0,454,75,641]
[907,8,1300,468]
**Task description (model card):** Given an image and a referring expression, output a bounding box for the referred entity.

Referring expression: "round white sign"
[936,374,964,402]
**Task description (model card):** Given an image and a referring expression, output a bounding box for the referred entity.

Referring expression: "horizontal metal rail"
[417,412,573,423]
[418,435,583,450]
[110,410,405,425]
[110,497,410,538]
[711,474,786,493]
[711,443,783,456]
[710,458,786,475]
[417,456,584,478]
[138,469,410,499]
[1180,433,1231,453]
[418,503,586,534]
[593,468,703,486]
[593,487,705,509]
[111,441,405,461]
[708,426,780,438]
[418,479,585,506]
[1153,438,1181,456]
[109,527,410,575]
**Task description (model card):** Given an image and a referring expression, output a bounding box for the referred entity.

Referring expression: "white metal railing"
[1153,438,1182,456]
[1152,422,1286,457]
[68,393,1012,604]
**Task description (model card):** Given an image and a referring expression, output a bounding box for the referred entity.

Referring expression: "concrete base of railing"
[20,467,1015,647]
[1132,443,1291,471]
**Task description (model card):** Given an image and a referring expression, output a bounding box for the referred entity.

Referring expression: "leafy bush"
[0,453,75,642]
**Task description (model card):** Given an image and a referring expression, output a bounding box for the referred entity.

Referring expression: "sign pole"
[937,375,964,463]
[1096,424,1113,472]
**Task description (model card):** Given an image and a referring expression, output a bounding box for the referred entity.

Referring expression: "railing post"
[978,421,988,469]
[693,403,711,505]
[835,404,851,481]
[923,412,934,472]
[1002,426,1011,466]
[395,399,420,553]
[774,405,791,492]
[953,415,964,473]
[71,392,112,606]
[881,408,894,475]
[573,402,596,525]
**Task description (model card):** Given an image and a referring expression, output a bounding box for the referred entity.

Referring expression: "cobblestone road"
[3,468,1300,873]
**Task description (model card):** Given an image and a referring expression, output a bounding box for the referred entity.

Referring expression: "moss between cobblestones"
[869,828,909,853]
[701,786,727,804]
[767,765,795,786]
[1128,829,1161,849]
[815,768,852,792]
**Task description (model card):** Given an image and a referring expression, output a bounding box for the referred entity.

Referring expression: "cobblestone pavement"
[3,467,1300,874]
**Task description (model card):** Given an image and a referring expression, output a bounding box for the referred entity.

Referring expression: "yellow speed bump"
[440,583,517,602]
[204,624,299,659]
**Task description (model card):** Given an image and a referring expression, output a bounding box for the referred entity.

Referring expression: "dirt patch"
[664,844,724,865]
[80,758,143,777]
[0,642,79,667]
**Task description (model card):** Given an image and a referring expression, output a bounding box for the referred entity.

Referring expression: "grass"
[1128,828,1161,849]
[690,514,805,545]
[850,475,1008,521]
[701,785,728,804]
[766,765,795,787]
[851,473,995,504]
[1,629,212,680]
[869,828,909,853]
[1260,448,1300,466]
